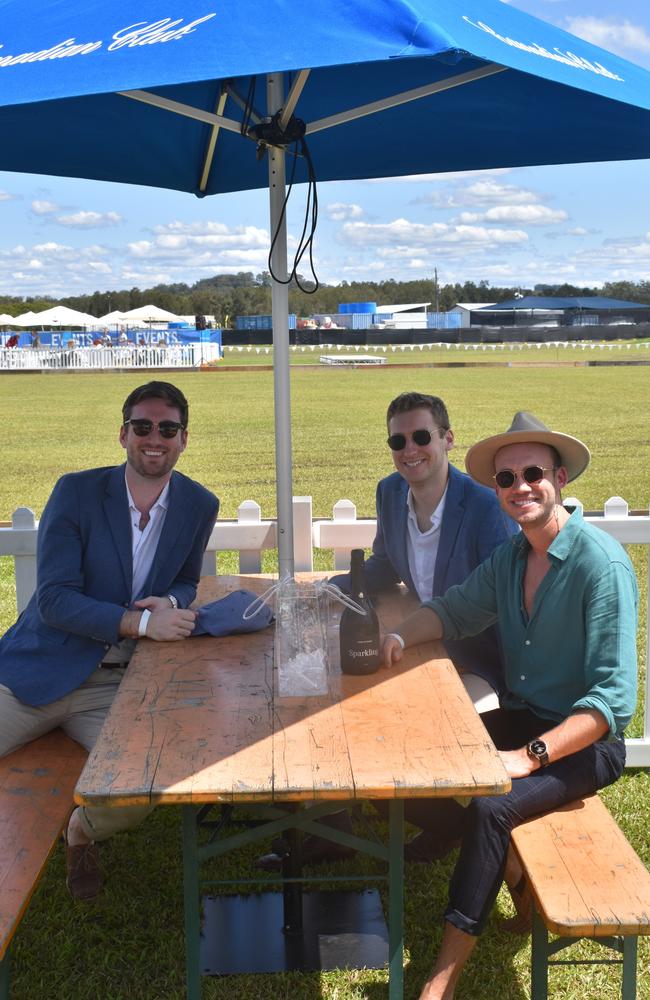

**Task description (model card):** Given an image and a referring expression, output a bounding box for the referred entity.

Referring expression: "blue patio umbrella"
[1,0,650,576]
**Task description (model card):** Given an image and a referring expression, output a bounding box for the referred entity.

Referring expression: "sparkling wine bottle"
[339,549,380,675]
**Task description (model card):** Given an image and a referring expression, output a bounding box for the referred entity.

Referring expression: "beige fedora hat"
[465,411,590,487]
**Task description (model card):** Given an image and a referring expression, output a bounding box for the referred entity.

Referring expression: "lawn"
[1,364,649,1000]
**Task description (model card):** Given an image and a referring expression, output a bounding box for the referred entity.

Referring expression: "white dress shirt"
[405,485,448,602]
[102,475,170,663]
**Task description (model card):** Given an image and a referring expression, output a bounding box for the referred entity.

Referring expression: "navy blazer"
[332,464,517,692]
[0,465,219,706]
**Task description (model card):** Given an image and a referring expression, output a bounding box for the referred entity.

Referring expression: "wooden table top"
[75,574,510,808]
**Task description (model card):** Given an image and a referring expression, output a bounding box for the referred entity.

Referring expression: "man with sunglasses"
[382,411,638,1000]
[335,392,517,712]
[281,392,516,869]
[0,380,218,900]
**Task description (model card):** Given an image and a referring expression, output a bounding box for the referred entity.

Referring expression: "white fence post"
[12,507,37,614]
[293,496,313,572]
[333,500,358,570]
[237,500,264,573]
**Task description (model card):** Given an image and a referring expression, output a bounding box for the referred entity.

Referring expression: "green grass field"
[1,362,649,1000]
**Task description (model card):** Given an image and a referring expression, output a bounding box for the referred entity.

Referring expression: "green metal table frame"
[182,798,405,999]
[531,910,639,1000]
[0,948,9,1000]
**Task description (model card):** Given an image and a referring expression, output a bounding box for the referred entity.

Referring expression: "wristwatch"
[526,738,550,767]
[167,594,179,609]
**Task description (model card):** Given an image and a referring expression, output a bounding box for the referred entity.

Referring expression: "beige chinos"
[0,666,151,839]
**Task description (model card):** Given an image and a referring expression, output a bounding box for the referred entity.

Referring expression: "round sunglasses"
[387,428,441,451]
[124,418,185,439]
[493,465,557,489]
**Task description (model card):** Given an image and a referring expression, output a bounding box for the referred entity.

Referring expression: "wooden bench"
[0,730,87,1000]
[511,795,650,999]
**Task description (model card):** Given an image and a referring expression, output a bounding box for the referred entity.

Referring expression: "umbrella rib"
[226,84,263,125]
[199,88,229,193]
[305,63,507,134]
[119,89,243,135]
[279,69,310,130]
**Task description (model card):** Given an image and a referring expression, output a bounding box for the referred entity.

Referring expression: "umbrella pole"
[267,72,295,580]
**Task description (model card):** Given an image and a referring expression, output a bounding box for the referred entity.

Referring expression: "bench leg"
[0,947,9,1000]
[530,909,548,1000]
[621,936,637,1000]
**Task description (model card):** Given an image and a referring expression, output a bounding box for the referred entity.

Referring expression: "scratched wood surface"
[0,730,87,959]
[512,795,650,937]
[75,574,509,808]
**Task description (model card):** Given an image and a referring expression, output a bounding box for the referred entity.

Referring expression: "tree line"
[2,274,649,328]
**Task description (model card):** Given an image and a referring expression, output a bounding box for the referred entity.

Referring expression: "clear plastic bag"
[244,578,365,697]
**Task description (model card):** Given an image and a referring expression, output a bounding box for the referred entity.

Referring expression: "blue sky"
[1,0,649,299]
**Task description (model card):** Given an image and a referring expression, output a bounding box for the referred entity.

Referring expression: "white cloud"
[565,17,650,61]
[326,202,364,221]
[463,205,568,225]
[31,199,59,215]
[342,218,528,250]
[55,210,123,228]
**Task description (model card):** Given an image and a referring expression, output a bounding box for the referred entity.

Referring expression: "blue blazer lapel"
[102,465,132,596]
[391,477,417,592]
[432,465,465,596]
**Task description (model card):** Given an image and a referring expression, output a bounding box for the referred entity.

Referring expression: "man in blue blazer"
[334,391,517,705]
[0,380,218,899]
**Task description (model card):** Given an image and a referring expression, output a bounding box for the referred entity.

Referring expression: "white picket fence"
[1,494,649,766]
[0,343,221,370]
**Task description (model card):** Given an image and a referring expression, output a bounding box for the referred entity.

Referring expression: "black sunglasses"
[124,418,185,439]
[493,465,557,489]
[387,428,439,451]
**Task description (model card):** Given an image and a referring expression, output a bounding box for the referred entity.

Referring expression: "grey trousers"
[0,667,152,841]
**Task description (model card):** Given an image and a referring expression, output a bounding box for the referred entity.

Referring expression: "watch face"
[529,739,547,756]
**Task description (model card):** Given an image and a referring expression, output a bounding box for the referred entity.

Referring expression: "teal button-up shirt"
[424,508,638,737]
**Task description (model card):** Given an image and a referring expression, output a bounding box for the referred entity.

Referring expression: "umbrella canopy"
[25,305,98,328]
[1,0,650,575]
[121,305,182,323]
[11,311,40,327]
[97,310,132,327]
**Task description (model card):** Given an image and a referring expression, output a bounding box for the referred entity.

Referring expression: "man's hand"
[143,606,197,641]
[498,748,537,779]
[120,598,197,641]
[381,634,404,667]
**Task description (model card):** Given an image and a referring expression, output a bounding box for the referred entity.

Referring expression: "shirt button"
[525,640,531,646]
[520,674,526,680]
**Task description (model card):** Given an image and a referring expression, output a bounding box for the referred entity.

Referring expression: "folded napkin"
[192,589,274,637]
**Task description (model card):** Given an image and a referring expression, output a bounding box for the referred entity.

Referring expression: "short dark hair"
[122,381,189,427]
[386,392,450,432]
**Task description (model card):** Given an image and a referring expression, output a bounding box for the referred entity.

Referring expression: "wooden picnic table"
[75,573,510,998]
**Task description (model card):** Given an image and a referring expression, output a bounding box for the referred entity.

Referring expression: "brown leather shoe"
[65,839,103,901]
[404,830,460,863]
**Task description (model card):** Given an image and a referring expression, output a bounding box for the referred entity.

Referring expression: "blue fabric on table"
[193,590,273,637]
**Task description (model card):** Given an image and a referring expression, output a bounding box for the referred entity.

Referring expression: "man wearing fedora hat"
[382,411,638,1000]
